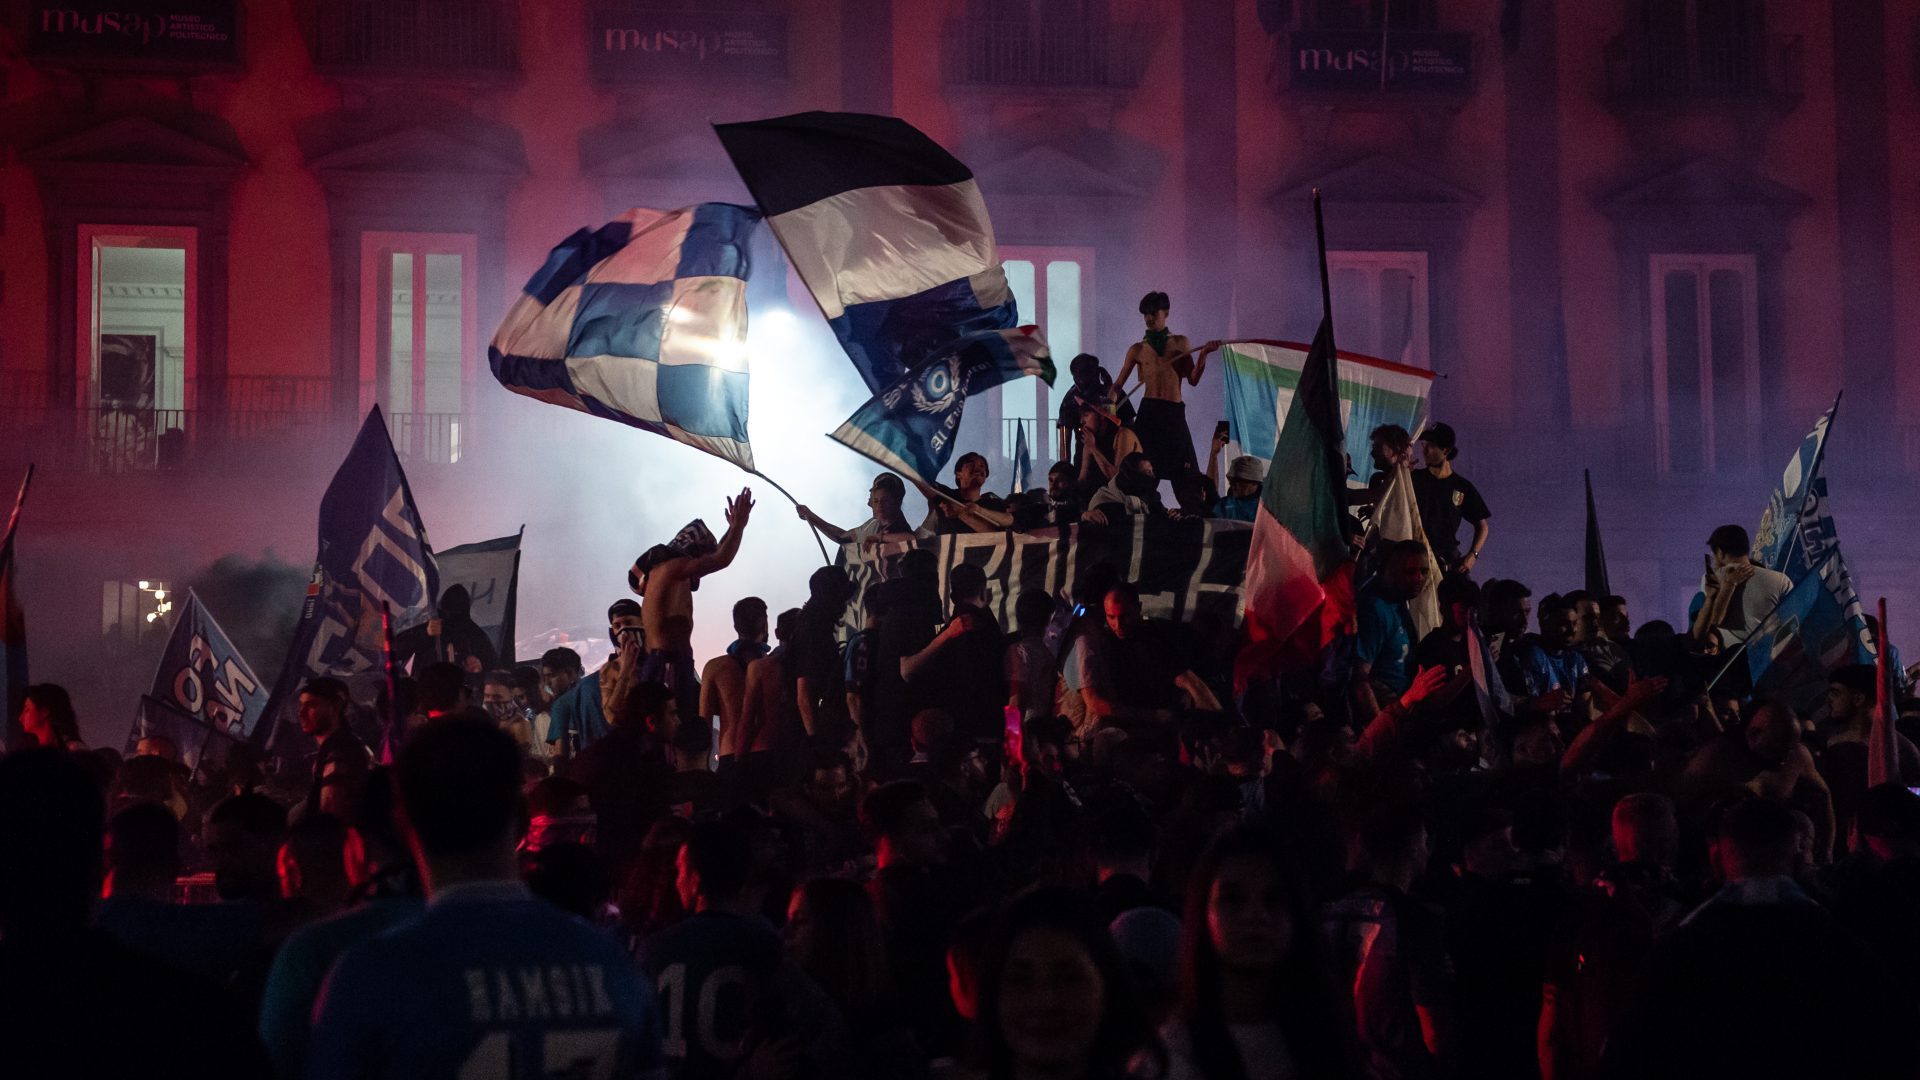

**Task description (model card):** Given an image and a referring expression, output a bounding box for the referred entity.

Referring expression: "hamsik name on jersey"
[464,963,620,1024]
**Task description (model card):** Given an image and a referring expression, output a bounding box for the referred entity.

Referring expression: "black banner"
[26,1,240,67]
[838,517,1252,638]
[589,9,786,80]
[1283,30,1472,94]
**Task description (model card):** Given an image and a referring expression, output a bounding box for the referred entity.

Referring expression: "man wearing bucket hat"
[1211,454,1265,522]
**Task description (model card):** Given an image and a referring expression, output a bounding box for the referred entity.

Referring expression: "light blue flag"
[1747,551,1873,712]
[1746,396,1875,675]
[1218,341,1434,465]
[491,204,761,470]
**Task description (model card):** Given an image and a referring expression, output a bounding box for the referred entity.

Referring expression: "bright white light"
[145,613,157,623]
[138,580,150,590]
[153,589,165,600]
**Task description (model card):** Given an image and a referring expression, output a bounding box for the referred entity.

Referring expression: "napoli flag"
[491,204,761,470]
[257,407,439,753]
[715,112,1018,394]
[137,590,268,741]
[830,327,1052,486]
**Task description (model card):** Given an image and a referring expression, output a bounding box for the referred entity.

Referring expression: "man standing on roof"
[1116,291,1220,490]
[630,487,755,725]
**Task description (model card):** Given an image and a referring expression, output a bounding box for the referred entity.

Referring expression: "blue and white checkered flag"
[489,204,762,470]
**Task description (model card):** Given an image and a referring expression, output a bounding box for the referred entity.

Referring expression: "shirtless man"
[1115,291,1219,489]
[629,487,755,720]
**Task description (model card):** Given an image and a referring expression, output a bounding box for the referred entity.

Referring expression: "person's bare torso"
[1128,334,1191,402]
[641,563,697,652]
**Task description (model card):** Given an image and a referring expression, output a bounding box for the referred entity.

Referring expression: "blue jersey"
[307,882,664,1080]
[261,897,423,1080]
[549,671,612,756]
[637,912,784,1080]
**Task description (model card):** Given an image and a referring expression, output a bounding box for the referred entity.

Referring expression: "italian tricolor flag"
[1235,317,1356,690]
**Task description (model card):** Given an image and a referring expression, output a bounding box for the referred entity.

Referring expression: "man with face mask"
[480,670,542,762]
[547,599,644,762]
[394,585,499,683]
[1084,452,1167,526]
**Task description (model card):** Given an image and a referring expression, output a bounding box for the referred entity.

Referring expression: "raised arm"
[688,487,756,577]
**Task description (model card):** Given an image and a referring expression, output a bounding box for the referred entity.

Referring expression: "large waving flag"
[257,408,439,754]
[1752,394,1838,578]
[1218,340,1433,463]
[1,466,31,735]
[830,327,1052,485]
[1235,315,1356,690]
[714,111,1017,394]
[490,204,761,470]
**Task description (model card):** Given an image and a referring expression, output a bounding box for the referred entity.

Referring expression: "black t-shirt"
[789,604,850,741]
[1411,468,1490,561]
[908,606,1005,740]
[927,491,1009,535]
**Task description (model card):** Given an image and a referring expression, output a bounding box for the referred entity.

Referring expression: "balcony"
[1605,33,1802,111]
[942,17,1149,92]
[0,375,466,473]
[304,0,519,79]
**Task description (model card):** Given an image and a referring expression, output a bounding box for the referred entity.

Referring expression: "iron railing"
[0,403,467,472]
[1605,32,1802,105]
[943,16,1150,90]
[306,0,519,76]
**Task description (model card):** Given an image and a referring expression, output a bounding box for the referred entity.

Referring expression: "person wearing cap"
[546,598,645,760]
[1412,422,1491,574]
[1212,455,1264,522]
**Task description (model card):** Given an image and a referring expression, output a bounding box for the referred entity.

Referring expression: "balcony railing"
[0,403,466,473]
[943,17,1149,90]
[306,0,519,77]
[1605,33,1802,107]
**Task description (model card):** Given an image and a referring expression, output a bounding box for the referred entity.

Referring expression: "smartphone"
[1215,420,1231,442]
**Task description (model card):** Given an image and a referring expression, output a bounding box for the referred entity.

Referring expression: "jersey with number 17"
[306,883,666,1080]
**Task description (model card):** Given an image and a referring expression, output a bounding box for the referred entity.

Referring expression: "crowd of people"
[4,292,1920,1080]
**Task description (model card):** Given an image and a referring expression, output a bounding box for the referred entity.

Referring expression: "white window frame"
[995,245,1096,471]
[1649,253,1760,474]
[1326,250,1430,369]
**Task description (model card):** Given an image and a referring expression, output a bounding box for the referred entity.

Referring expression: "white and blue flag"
[715,112,1017,394]
[1743,395,1875,708]
[490,204,761,470]
[830,327,1052,486]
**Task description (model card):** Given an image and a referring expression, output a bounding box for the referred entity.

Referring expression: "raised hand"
[726,486,755,528]
[1400,665,1452,709]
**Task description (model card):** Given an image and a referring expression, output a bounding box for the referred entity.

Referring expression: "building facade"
[3,0,1918,738]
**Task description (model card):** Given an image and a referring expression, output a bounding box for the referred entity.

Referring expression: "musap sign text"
[28,0,239,67]
[590,9,786,79]
[1286,30,1472,94]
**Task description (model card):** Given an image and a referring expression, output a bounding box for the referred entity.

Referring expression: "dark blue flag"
[129,590,268,749]
[828,327,1053,485]
[258,408,438,755]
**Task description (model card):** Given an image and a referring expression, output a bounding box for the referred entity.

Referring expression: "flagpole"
[1313,189,1334,326]
[3,464,33,543]
[380,601,403,756]
[1870,596,1896,786]
[748,469,833,565]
